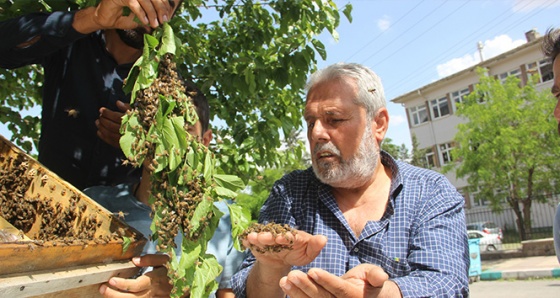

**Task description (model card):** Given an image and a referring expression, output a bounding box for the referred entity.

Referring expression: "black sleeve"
[0,11,86,69]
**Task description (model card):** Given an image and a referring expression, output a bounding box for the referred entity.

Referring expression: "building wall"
[391,32,555,228]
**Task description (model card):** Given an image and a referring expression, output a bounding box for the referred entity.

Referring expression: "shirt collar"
[380,150,404,200]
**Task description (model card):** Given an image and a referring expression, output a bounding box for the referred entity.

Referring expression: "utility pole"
[477,41,484,62]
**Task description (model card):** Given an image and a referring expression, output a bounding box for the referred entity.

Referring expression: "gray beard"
[312,125,379,189]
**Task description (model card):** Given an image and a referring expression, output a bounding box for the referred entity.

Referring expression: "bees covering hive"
[0,134,146,276]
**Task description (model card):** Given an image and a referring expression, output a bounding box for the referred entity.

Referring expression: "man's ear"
[201,129,213,147]
[374,108,389,144]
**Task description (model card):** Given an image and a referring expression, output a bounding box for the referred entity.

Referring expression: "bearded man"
[0,0,181,190]
[232,63,470,298]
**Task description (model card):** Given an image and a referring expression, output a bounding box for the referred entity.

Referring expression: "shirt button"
[354,248,359,252]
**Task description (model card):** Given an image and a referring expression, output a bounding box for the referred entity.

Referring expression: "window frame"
[408,104,429,126]
[429,96,450,119]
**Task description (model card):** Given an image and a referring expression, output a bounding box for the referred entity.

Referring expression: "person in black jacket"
[0,0,180,190]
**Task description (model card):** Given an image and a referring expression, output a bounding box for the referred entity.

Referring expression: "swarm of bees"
[125,52,212,249]
[239,222,298,253]
[0,153,125,245]
[123,50,218,297]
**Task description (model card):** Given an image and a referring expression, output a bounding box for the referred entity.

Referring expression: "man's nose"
[309,120,329,142]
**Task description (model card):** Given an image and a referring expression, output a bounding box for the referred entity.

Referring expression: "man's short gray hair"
[305,63,386,119]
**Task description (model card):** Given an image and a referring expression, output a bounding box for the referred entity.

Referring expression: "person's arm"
[276,265,399,298]
[0,0,175,69]
[72,0,175,34]
[99,254,172,297]
[390,176,470,297]
[0,11,84,68]
[242,230,327,298]
[216,288,235,298]
[232,172,327,298]
[97,100,131,149]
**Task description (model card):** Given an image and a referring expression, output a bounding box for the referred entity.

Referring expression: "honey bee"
[65,108,80,118]
[115,211,127,220]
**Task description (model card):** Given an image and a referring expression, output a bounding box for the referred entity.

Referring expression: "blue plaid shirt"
[232,152,469,297]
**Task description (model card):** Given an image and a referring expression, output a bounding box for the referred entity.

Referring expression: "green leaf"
[203,149,213,180]
[162,118,182,170]
[213,174,245,191]
[159,22,177,56]
[123,56,142,96]
[119,131,136,160]
[190,256,221,298]
[154,142,169,172]
[122,236,132,254]
[342,4,353,22]
[178,238,203,273]
[214,186,238,199]
[189,195,213,236]
[227,203,251,251]
[171,116,188,150]
[311,39,327,60]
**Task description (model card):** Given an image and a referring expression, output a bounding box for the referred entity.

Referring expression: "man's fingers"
[116,100,132,112]
[342,264,389,288]
[97,107,124,147]
[280,271,328,298]
[132,254,170,267]
[107,275,152,294]
[306,268,347,296]
[306,234,327,259]
[99,107,125,123]
[126,0,173,28]
[363,266,388,287]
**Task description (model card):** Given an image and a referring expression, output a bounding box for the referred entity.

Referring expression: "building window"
[439,142,453,165]
[430,97,449,119]
[498,68,521,84]
[471,188,490,207]
[526,58,553,83]
[409,104,428,126]
[451,88,470,110]
[425,148,435,168]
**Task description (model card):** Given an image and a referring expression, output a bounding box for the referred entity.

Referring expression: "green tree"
[381,137,409,161]
[450,67,560,240]
[409,133,428,168]
[0,0,352,183]
[237,127,310,220]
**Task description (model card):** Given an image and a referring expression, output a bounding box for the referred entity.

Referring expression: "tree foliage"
[237,127,310,221]
[409,133,428,168]
[381,134,427,168]
[381,137,409,161]
[450,67,560,240]
[0,0,352,183]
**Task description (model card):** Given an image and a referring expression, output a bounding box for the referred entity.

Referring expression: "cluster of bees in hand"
[239,222,298,253]
[0,154,126,247]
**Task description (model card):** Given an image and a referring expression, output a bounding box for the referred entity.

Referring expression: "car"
[466,221,503,238]
[468,230,502,251]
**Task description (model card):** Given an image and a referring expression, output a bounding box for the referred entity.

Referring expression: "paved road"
[469,279,560,297]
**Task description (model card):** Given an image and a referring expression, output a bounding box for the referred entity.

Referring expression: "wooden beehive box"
[0,134,147,277]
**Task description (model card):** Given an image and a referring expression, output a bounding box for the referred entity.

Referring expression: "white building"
[391,29,556,230]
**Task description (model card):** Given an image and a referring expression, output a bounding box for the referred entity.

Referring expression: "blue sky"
[313,0,560,149]
[2,0,560,153]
